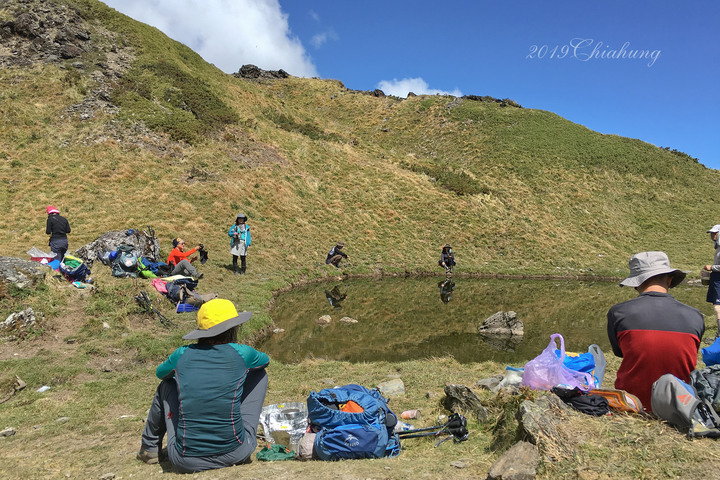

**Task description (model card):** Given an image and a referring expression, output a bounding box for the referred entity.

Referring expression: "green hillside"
[2,0,720,478]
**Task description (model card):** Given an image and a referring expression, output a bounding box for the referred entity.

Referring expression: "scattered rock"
[518,395,573,461]
[273,328,285,334]
[0,427,16,437]
[0,375,27,404]
[477,375,505,391]
[320,378,335,385]
[338,316,358,324]
[450,459,470,469]
[316,315,332,325]
[102,322,110,330]
[443,384,488,422]
[377,378,405,397]
[425,391,439,399]
[1,307,38,340]
[98,473,115,480]
[486,441,539,480]
[0,257,46,289]
[56,417,71,424]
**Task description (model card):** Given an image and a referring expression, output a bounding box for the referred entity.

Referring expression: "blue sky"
[101,0,719,169]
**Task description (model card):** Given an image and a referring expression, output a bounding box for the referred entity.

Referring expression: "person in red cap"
[45,205,71,262]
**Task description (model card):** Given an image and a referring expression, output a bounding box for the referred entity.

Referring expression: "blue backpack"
[307,384,401,460]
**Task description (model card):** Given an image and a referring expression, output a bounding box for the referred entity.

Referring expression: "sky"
[100,0,719,170]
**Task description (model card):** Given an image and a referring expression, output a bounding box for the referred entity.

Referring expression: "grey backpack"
[651,373,720,439]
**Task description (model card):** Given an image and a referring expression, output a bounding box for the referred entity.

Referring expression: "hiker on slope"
[325,241,348,268]
[45,205,71,262]
[703,224,720,334]
[228,213,251,275]
[167,237,203,279]
[607,251,704,411]
[137,299,269,472]
[439,244,456,274]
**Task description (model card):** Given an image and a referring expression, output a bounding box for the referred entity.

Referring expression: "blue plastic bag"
[702,337,720,366]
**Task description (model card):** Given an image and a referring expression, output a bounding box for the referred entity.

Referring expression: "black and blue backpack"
[307,384,401,460]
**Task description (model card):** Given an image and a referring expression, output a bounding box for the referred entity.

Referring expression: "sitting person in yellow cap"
[137,299,269,472]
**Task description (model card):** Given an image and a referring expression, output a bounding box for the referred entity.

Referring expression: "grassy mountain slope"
[2,1,720,478]
[1,0,717,282]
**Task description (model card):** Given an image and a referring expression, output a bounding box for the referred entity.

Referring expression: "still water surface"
[260,277,710,365]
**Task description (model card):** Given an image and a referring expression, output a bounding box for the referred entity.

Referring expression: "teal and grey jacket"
[156,343,269,457]
[228,224,251,247]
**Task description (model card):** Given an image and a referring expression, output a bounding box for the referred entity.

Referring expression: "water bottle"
[394,421,414,432]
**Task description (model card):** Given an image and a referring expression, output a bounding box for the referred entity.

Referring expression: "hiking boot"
[195,272,204,280]
[234,265,239,275]
[240,267,246,275]
[136,449,159,464]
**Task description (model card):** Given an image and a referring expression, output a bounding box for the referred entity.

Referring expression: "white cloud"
[101,0,318,77]
[311,33,328,48]
[377,77,462,98]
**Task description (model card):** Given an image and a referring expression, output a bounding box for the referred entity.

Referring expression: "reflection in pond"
[325,285,347,310]
[438,278,455,304]
[260,277,709,365]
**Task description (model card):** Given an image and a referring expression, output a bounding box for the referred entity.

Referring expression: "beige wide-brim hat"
[619,251,686,288]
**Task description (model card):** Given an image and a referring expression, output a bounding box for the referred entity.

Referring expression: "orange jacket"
[167,247,197,266]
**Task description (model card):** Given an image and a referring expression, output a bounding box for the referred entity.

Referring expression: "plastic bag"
[522,333,595,392]
[702,337,720,367]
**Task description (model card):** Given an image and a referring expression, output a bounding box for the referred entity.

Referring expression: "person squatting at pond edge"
[45,205,71,262]
[439,244,456,274]
[137,299,269,473]
[703,224,720,334]
[167,237,203,280]
[607,251,704,412]
[326,241,348,268]
[228,213,251,275]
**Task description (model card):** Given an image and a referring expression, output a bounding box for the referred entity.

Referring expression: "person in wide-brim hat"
[703,225,720,332]
[607,251,704,412]
[137,299,269,473]
[619,251,686,289]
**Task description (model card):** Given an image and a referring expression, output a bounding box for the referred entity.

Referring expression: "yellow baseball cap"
[183,298,252,340]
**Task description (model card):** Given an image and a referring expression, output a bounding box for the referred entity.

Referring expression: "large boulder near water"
[0,256,46,289]
[478,311,524,351]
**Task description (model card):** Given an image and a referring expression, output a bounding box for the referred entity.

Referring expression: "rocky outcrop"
[75,229,160,263]
[1,307,38,340]
[0,257,46,289]
[0,0,91,67]
[233,64,289,80]
[519,394,574,461]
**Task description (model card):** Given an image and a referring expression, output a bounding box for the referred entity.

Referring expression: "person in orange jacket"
[167,238,203,279]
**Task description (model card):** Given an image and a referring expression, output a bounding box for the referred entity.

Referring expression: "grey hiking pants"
[140,369,268,473]
[170,259,199,278]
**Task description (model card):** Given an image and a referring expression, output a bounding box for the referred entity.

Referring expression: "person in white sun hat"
[607,251,704,412]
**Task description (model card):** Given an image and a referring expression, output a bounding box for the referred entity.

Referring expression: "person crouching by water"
[167,237,203,279]
[439,244,455,274]
[703,224,720,335]
[607,251,704,411]
[325,241,348,268]
[229,213,251,275]
[137,299,270,472]
[45,205,71,262]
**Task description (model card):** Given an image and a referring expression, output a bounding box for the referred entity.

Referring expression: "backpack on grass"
[651,373,720,439]
[59,254,90,282]
[111,244,138,278]
[307,384,401,460]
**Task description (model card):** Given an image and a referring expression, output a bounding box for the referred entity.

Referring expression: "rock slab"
[486,441,539,480]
